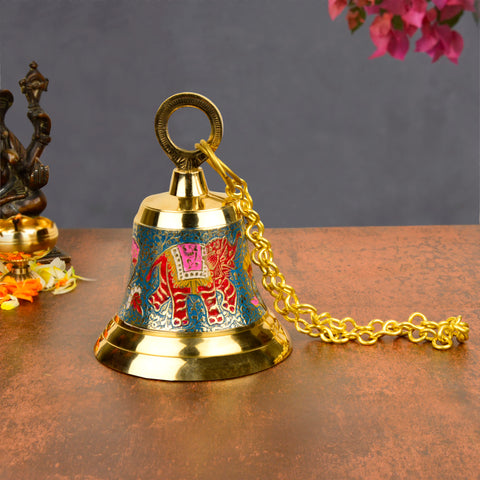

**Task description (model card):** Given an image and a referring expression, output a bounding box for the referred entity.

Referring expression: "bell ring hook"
[154,92,224,171]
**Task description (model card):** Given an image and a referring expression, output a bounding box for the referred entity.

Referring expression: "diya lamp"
[0,214,58,281]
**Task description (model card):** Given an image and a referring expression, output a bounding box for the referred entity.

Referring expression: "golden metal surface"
[94,313,291,381]
[0,215,58,254]
[169,167,209,198]
[196,139,470,350]
[0,215,58,280]
[154,92,223,170]
[95,92,292,381]
[135,168,239,230]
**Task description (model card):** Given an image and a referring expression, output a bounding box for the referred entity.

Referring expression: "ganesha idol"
[94,92,291,381]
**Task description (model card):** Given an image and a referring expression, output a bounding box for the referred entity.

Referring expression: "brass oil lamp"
[0,214,58,281]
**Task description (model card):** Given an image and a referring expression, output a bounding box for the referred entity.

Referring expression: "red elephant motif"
[145,235,239,327]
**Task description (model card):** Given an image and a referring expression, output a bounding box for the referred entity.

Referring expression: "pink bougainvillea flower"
[328,0,348,20]
[432,0,448,8]
[365,3,381,14]
[329,0,472,62]
[388,29,411,58]
[452,0,475,9]
[415,21,439,52]
[369,12,410,60]
[381,0,408,15]
[439,5,463,19]
[402,0,429,28]
[369,12,394,58]
[425,6,439,22]
[415,21,464,63]
[439,0,476,20]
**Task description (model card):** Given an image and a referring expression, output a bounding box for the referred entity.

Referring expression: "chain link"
[196,140,470,350]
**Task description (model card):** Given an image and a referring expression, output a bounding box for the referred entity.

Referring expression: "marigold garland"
[0,258,94,310]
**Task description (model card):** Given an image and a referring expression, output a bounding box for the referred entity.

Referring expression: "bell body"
[95,168,291,381]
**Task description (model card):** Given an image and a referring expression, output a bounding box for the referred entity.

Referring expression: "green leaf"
[392,15,404,30]
[348,6,367,34]
[349,22,365,34]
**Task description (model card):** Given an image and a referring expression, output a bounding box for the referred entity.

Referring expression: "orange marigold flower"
[0,278,43,304]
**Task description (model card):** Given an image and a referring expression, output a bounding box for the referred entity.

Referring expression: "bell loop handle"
[155,92,223,171]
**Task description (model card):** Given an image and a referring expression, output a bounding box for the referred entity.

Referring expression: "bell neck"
[169,167,209,198]
[135,166,239,227]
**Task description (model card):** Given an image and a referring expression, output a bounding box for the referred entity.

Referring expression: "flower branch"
[329,0,477,62]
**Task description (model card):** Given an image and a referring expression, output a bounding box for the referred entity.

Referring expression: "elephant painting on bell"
[144,233,240,328]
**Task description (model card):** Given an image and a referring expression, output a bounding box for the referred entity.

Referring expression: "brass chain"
[196,140,470,350]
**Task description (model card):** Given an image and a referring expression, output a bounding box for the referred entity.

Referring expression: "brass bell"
[94,92,291,381]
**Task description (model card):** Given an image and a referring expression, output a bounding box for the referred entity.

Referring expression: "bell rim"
[94,313,292,381]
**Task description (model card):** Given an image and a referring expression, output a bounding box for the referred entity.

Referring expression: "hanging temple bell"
[94,93,291,381]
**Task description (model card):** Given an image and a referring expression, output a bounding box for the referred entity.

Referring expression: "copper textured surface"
[1,226,479,479]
